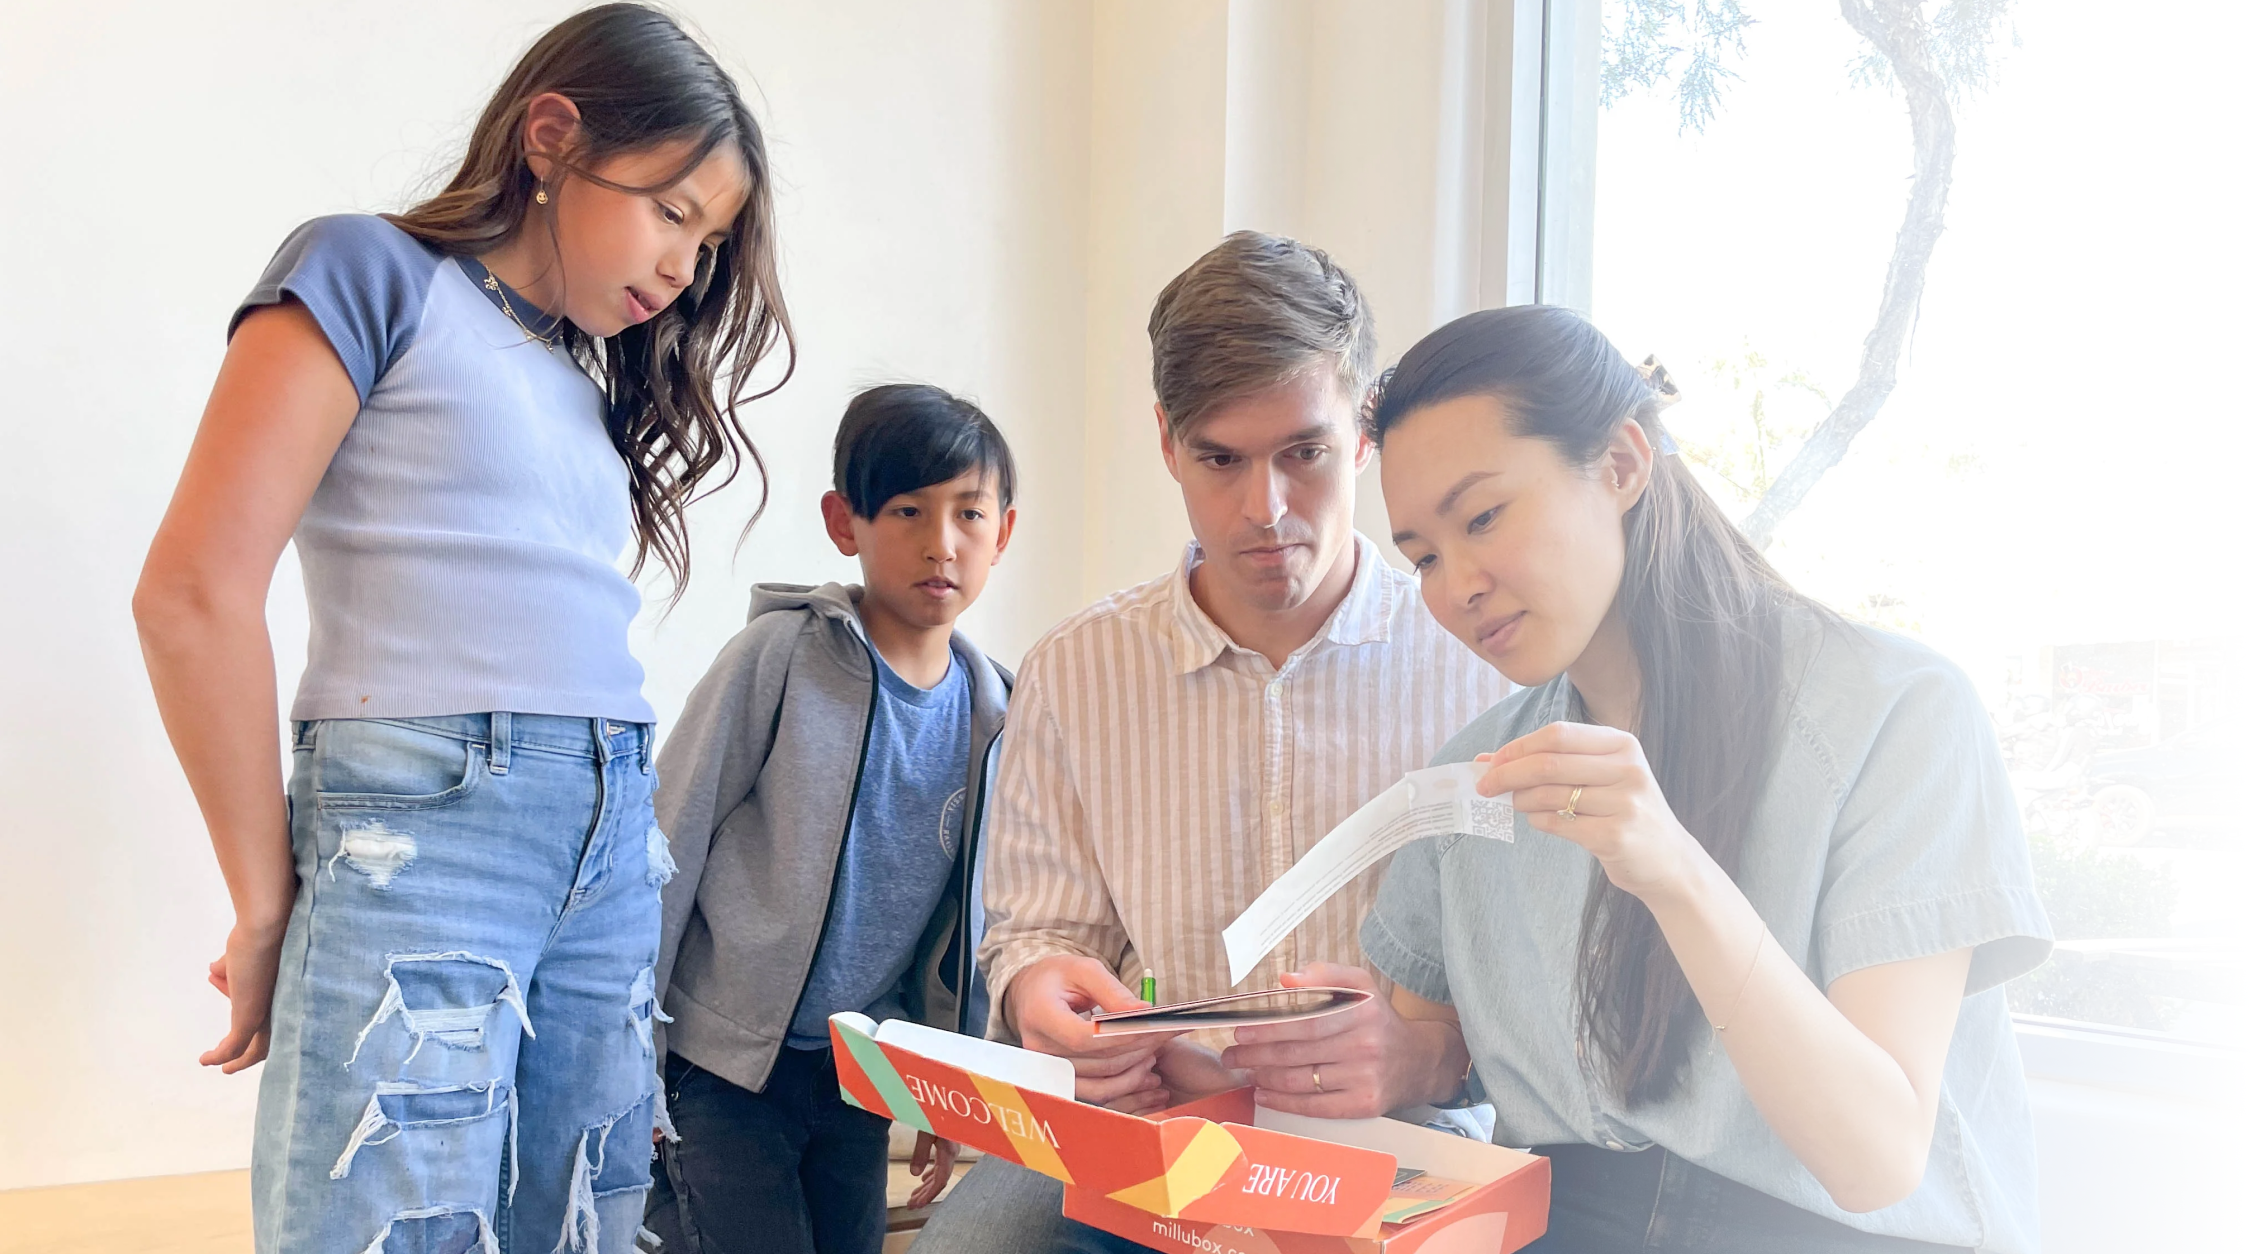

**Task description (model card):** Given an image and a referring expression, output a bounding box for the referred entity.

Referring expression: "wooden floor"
[0,1163,958,1253]
[0,1171,253,1254]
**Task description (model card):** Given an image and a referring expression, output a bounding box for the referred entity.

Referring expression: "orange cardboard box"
[829,1014,1548,1252]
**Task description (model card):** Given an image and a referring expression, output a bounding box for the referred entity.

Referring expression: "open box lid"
[828,1013,1541,1239]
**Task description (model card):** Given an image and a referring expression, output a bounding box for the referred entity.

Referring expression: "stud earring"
[534,187,550,205]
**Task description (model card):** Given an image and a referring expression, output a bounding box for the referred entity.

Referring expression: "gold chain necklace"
[478,266,562,350]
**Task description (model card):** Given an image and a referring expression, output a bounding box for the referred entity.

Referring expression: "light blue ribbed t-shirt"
[233,215,652,723]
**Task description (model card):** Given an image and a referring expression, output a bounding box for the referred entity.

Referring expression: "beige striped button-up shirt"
[979,533,1508,1033]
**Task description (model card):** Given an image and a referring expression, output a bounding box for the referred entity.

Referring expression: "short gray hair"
[1147,231,1377,438]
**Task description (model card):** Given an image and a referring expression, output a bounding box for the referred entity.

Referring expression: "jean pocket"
[313,719,486,811]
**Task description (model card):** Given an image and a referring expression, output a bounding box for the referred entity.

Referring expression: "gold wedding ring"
[1562,786,1583,821]
[1312,1067,1323,1093]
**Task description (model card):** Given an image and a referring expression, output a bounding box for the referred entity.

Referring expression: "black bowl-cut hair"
[832,383,1017,519]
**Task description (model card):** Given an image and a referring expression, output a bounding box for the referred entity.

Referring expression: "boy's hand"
[907,1132,958,1209]
[1005,954,1183,1110]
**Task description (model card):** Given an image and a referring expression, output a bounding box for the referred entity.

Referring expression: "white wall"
[2017,1020,2246,1252]
[0,0,1523,1190]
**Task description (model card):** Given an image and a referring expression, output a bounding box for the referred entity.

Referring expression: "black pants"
[1524,1144,1970,1254]
[643,1048,893,1254]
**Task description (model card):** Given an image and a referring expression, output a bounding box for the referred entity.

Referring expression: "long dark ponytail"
[1370,305,1811,1105]
[386,3,794,593]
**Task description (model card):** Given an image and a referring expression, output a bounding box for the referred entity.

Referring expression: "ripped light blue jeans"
[254,713,675,1254]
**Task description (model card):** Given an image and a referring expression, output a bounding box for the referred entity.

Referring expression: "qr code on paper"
[1466,799,1513,842]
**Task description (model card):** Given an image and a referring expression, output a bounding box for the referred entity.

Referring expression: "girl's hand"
[1477,722,1708,904]
[907,1132,958,1210]
[139,300,344,1080]
[201,917,287,1073]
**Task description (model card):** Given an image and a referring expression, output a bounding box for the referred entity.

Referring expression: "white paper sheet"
[1221,762,1514,986]
[833,1012,1079,1101]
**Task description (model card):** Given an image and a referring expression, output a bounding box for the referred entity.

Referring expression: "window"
[1543,0,2246,1043]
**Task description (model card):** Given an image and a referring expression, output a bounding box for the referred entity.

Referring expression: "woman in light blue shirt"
[1226,305,2050,1253]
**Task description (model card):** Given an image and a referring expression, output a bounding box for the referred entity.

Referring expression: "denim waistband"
[292,712,653,768]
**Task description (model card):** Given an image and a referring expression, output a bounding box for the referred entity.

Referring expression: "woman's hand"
[1152,1037,1249,1101]
[1222,965,1466,1119]
[1477,721,1710,904]
[907,1132,958,1210]
[201,914,289,1073]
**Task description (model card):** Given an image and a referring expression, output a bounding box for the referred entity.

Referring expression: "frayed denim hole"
[394,956,519,1053]
[556,1127,599,1254]
[332,1081,512,1179]
[394,957,511,1019]
[345,952,533,1070]
[357,1206,498,1254]
[328,820,417,888]
[379,1082,506,1126]
[628,966,673,1059]
[644,823,677,888]
[554,1094,657,1253]
[589,1100,655,1196]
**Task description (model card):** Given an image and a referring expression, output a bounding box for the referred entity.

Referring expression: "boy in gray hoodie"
[643,385,1018,1254]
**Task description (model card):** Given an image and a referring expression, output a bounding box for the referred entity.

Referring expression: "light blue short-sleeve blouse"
[1361,608,2052,1254]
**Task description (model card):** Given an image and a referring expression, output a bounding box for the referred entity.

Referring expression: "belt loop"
[640,724,652,775]
[489,712,512,775]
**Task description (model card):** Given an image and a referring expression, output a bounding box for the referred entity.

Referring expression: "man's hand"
[1222,963,1466,1119]
[907,1132,958,1210]
[1005,954,1183,1111]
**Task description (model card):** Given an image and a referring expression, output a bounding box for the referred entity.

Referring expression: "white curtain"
[1061,0,1544,593]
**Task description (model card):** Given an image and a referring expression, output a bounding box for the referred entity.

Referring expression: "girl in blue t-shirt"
[133,7,792,1251]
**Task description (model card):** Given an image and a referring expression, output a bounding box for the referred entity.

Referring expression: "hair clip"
[1636,355,1682,410]
[1636,356,1682,454]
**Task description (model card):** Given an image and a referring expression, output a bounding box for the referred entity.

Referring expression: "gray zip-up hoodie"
[651,581,1010,1093]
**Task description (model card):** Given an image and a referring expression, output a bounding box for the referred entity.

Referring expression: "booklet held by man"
[1089,985,1371,1036]
[1222,761,1515,985]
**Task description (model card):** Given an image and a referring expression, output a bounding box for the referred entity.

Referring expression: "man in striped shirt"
[912,233,1504,1253]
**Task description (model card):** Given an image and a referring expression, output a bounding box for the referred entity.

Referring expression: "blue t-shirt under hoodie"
[786,648,972,1047]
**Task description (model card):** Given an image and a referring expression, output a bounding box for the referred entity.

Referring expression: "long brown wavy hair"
[386,3,793,591]
[1371,305,1817,1106]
